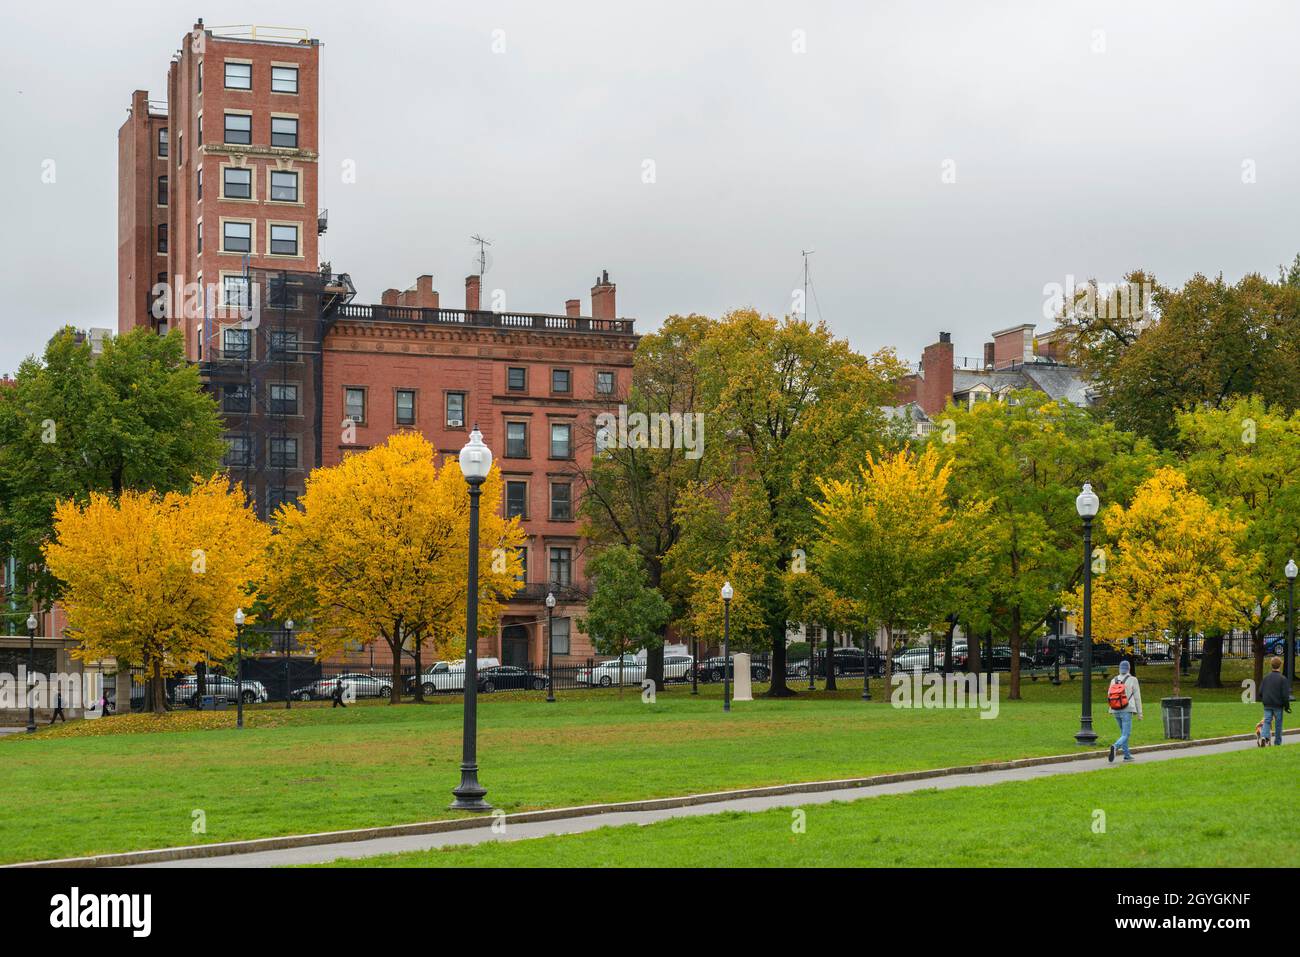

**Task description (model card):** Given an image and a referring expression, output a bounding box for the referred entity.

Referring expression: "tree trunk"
[389,632,402,705]
[412,638,424,703]
[1008,607,1022,700]
[764,614,796,697]
[1195,632,1224,689]
[824,630,837,691]
[150,659,165,715]
[1252,628,1264,692]
[646,642,665,692]
[1171,635,1183,698]
[882,623,894,689]
[966,623,981,674]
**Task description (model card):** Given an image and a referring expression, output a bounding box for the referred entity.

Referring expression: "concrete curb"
[9,726,1296,868]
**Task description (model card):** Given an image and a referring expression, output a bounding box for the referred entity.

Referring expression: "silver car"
[172,674,268,706]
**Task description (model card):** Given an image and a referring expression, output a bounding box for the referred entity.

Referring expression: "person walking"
[49,689,65,724]
[1259,656,1291,746]
[1107,659,1143,763]
[331,677,347,708]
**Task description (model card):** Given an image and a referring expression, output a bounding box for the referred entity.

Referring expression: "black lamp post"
[861,631,872,701]
[545,591,556,703]
[807,628,817,691]
[1074,482,1099,745]
[691,632,699,695]
[451,426,493,812]
[1051,606,1062,686]
[1286,559,1297,702]
[25,612,37,733]
[234,607,245,730]
[721,581,733,712]
[284,619,294,710]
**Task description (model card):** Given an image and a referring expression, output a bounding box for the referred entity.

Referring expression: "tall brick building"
[117,22,638,668]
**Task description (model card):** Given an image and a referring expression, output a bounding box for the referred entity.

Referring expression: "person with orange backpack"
[1107,659,1143,763]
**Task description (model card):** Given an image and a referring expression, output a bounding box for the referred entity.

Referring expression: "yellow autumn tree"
[43,475,268,712]
[1065,466,1254,697]
[809,447,990,688]
[263,432,524,702]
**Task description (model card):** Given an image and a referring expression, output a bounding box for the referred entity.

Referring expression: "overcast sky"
[3,0,1299,374]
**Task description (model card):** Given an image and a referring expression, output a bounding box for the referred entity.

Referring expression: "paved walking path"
[133,732,1291,868]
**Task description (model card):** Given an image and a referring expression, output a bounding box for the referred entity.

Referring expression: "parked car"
[950,646,1035,672]
[663,654,695,682]
[578,654,646,687]
[477,665,550,692]
[787,648,879,678]
[172,674,268,706]
[293,673,392,701]
[405,658,501,695]
[1263,634,1299,658]
[892,646,938,673]
[693,656,772,683]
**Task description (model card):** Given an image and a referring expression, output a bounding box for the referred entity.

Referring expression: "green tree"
[1176,396,1300,688]
[576,544,671,692]
[674,309,907,695]
[930,391,1157,698]
[0,327,225,618]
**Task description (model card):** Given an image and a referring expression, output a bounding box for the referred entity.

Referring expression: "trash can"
[199,695,229,711]
[1161,696,1191,740]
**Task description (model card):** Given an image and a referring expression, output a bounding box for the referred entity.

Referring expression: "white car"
[578,654,646,687]
[410,658,501,695]
[663,654,694,681]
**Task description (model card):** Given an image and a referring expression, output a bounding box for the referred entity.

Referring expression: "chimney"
[381,289,400,306]
[983,341,995,369]
[590,270,615,321]
[918,333,955,417]
[565,298,581,318]
[465,275,481,312]
[415,274,439,310]
[990,324,1035,370]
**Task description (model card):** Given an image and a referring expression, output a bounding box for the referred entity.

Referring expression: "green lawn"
[321,744,1296,867]
[0,661,1278,864]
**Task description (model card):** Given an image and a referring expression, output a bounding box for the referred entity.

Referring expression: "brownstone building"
[117,22,638,669]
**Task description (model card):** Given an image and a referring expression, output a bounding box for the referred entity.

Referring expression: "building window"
[270,170,298,202]
[157,175,168,206]
[222,384,250,413]
[271,116,298,148]
[344,387,366,424]
[176,131,183,168]
[222,277,251,310]
[507,367,526,391]
[223,435,252,467]
[156,223,168,254]
[395,389,416,426]
[505,480,528,520]
[197,61,202,94]
[549,547,573,588]
[222,327,251,359]
[224,113,251,145]
[196,114,202,145]
[223,221,252,253]
[267,487,300,514]
[445,392,465,428]
[196,168,203,200]
[270,330,299,360]
[596,370,614,395]
[196,222,203,253]
[223,167,252,199]
[269,436,298,468]
[272,65,299,93]
[269,383,299,415]
[505,421,528,458]
[157,127,168,158]
[515,546,528,583]
[549,617,570,655]
[270,224,299,256]
[225,61,252,89]
[550,422,572,459]
[549,481,572,521]
[267,276,298,310]
[551,368,571,394]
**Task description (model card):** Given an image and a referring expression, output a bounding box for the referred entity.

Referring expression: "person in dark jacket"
[331,678,347,708]
[49,690,65,723]
[1259,656,1291,746]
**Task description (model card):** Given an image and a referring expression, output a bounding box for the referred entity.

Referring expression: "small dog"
[1256,719,1270,747]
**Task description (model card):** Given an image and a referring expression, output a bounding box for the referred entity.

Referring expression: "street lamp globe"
[545,591,556,609]
[285,618,294,631]
[459,426,493,483]
[26,613,37,632]
[1286,559,1297,581]
[721,581,734,601]
[234,607,246,627]
[1075,482,1099,519]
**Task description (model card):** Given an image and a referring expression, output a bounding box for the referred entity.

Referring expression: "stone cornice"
[325,319,637,362]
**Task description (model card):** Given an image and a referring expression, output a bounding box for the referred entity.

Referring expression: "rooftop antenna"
[470,234,492,278]
[801,249,815,320]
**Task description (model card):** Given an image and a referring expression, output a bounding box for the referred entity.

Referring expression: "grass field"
[319,744,1296,867]
[0,660,1280,864]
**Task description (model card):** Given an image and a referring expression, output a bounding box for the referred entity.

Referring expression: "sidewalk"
[144,731,1293,868]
